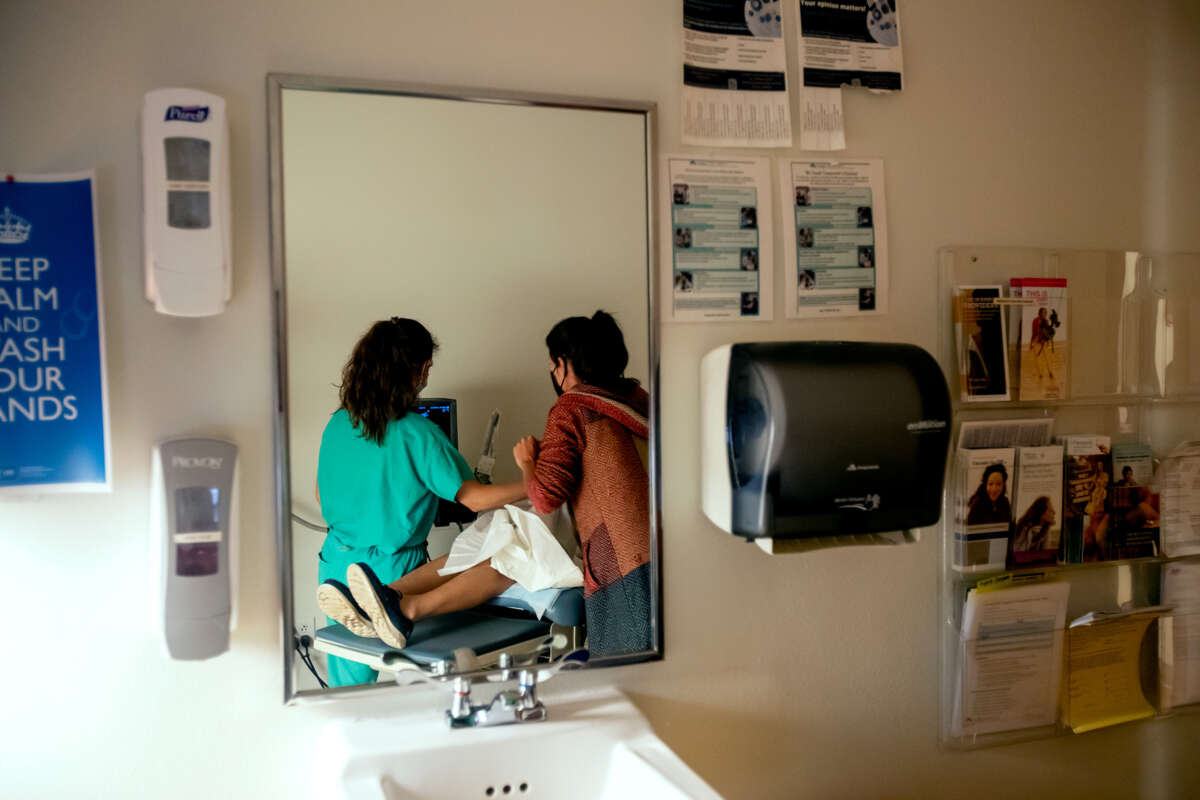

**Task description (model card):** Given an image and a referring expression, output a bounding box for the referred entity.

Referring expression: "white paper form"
[1159,441,1200,556]
[954,581,1071,736]
[681,0,792,147]
[778,158,887,317]
[1161,561,1200,710]
[662,155,774,323]
[796,0,904,92]
[798,86,846,151]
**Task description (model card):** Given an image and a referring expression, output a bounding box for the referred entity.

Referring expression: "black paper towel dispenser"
[701,341,952,541]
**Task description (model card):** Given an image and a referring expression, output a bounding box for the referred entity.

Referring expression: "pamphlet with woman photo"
[1010,445,1063,567]
[954,448,1015,572]
[1012,278,1068,401]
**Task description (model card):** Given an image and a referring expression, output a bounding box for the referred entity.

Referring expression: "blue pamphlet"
[0,172,110,491]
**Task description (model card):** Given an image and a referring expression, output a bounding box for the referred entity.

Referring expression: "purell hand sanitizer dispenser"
[141,88,232,316]
[150,438,238,659]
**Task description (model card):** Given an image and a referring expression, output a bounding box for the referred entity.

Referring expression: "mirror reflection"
[273,79,658,695]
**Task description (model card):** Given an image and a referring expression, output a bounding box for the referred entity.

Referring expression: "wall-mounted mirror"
[268,74,660,701]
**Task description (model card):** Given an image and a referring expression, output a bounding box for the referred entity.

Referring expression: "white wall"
[2,1,1198,798]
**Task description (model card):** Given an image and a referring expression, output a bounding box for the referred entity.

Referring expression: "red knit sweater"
[525,383,650,597]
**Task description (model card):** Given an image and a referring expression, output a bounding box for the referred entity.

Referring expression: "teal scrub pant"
[317,538,428,688]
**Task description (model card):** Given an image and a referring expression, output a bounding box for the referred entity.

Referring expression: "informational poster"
[796,0,904,91]
[778,158,887,317]
[681,0,793,147]
[0,172,110,492]
[662,155,774,323]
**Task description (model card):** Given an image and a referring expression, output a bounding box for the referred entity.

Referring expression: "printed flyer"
[1108,442,1160,560]
[1011,445,1064,567]
[681,0,792,147]
[1057,435,1112,563]
[0,172,110,492]
[779,158,887,317]
[955,285,1010,402]
[796,0,904,91]
[663,155,774,322]
[1011,278,1069,401]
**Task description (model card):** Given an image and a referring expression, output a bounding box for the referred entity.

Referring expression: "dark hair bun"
[546,309,631,390]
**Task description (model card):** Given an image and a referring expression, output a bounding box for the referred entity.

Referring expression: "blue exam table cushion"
[487,585,584,627]
[316,610,551,667]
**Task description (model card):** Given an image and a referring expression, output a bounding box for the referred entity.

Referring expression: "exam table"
[313,584,585,674]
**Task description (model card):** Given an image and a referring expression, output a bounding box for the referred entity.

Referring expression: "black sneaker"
[316,579,376,638]
[346,562,413,649]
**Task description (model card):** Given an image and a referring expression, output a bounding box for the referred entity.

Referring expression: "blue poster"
[0,172,110,491]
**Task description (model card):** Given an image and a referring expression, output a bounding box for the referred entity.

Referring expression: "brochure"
[1011,445,1064,567]
[1057,435,1112,563]
[1108,442,1160,559]
[954,285,1010,402]
[954,448,1014,573]
[1011,278,1068,401]
[1158,440,1200,557]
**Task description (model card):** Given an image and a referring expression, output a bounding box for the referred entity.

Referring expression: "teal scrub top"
[317,408,473,552]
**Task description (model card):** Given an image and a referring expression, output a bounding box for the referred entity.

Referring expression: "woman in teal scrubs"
[316,317,526,687]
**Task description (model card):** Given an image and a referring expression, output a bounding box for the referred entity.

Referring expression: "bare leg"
[388,554,455,595]
[400,562,515,622]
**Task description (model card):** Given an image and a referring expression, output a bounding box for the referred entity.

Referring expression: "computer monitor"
[413,398,476,528]
[414,397,458,446]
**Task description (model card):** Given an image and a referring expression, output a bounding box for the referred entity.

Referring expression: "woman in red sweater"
[514,310,651,657]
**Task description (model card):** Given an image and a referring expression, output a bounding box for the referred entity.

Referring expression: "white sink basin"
[314,688,720,799]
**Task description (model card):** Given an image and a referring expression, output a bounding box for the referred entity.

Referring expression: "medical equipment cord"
[291,513,328,532]
[294,632,328,689]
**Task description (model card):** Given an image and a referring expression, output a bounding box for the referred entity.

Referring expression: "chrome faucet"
[391,641,588,729]
[446,666,548,728]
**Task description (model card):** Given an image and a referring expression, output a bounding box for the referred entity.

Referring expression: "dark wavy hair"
[1016,495,1052,531]
[969,463,1009,508]
[546,310,636,393]
[339,317,437,445]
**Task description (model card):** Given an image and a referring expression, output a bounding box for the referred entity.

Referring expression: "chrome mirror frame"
[266,73,661,704]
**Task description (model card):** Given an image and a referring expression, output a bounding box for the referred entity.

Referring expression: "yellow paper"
[975,572,1057,593]
[1066,611,1161,733]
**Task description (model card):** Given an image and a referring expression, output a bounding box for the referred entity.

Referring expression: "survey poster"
[797,0,903,91]
[0,172,110,492]
[681,0,792,147]
[779,158,888,318]
[663,156,774,322]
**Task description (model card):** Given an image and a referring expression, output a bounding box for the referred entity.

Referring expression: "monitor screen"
[412,398,475,527]
[414,398,457,446]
